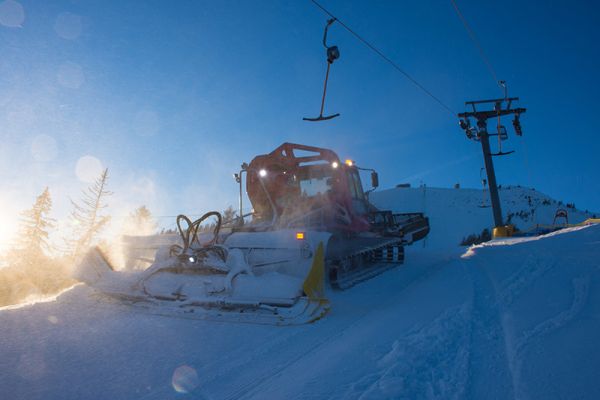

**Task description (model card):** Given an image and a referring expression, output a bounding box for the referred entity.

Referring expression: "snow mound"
[457,224,600,399]
[370,185,597,249]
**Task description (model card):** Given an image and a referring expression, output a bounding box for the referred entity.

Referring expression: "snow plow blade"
[74,231,330,326]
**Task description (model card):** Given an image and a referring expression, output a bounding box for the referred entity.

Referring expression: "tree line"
[0,167,236,307]
[0,168,156,307]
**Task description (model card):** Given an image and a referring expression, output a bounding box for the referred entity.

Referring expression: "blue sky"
[1,0,599,242]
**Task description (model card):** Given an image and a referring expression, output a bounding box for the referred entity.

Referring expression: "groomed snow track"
[1,225,600,399]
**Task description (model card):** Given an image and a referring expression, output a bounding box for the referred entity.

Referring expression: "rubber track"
[329,237,405,290]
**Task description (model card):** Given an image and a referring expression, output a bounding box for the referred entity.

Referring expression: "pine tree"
[124,205,157,235]
[67,168,112,258]
[1,189,81,307]
[222,205,237,223]
[14,187,55,259]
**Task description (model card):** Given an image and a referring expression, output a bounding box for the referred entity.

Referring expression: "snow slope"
[370,185,596,249]
[1,224,599,399]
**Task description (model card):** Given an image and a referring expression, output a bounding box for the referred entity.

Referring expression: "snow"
[74,229,330,309]
[370,185,596,249]
[1,187,599,399]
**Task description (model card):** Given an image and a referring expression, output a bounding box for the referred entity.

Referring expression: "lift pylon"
[458,93,526,234]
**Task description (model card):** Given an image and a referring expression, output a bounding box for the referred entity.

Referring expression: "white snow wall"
[370,186,597,249]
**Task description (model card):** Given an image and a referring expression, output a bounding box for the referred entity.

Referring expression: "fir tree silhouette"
[67,168,112,258]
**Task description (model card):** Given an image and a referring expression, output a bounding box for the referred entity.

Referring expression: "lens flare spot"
[57,62,84,89]
[47,315,58,324]
[75,155,103,183]
[31,134,58,162]
[171,365,199,394]
[0,0,24,28]
[54,12,81,40]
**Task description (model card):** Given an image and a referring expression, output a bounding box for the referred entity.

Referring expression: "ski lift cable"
[449,0,501,88]
[309,0,456,116]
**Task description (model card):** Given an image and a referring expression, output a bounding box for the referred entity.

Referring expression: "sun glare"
[0,283,80,311]
[0,206,18,253]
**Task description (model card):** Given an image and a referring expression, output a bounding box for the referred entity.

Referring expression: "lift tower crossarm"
[465,97,520,106]
[458,107,526,120]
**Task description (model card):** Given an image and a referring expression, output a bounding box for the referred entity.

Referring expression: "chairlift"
[490,112,514,156]
[478,167,491,208]
[303,18,340,122]
[513,114,523,136]
[553,208,569,226]
[498,125,508,140]
[490,148,515,157]
[486,125,507,139]
[460,119,480,141]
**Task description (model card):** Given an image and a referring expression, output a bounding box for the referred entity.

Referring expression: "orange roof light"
[295,232,305,240]
[345,159,354,167]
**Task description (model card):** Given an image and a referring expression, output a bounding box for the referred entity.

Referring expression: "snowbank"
[370,185,597,249]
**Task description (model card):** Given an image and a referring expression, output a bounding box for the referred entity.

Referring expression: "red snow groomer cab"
[239,143,430,288]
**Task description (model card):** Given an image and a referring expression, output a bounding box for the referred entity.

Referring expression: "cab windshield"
[298,165,333,197]
[347,169,368,214]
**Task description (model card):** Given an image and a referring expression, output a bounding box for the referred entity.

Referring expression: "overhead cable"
[309,0,456,116]
[449,0,500,87]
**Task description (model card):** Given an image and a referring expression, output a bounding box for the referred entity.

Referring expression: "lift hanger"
[303,18,340,122]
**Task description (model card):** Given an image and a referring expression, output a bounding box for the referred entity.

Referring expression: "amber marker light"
[345,159,353,167]
[296,232,305,240]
